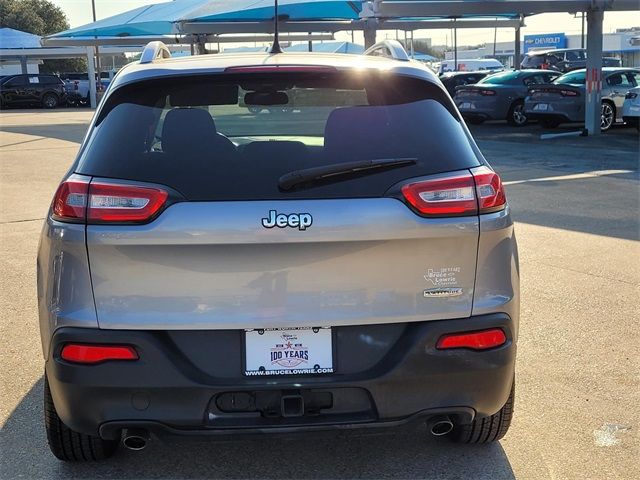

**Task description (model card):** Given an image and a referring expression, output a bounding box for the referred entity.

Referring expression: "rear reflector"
[87,182,168,223]
[436,328,507,350]
[60,344,138,364]
[401,168,506,217]
[51,178,168,224]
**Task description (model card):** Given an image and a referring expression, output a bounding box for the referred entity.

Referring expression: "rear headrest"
[608,75,622,86]
[162,108,217,155]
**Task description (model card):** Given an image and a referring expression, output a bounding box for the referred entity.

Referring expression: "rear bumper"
[525,112,573,123]
[46,314,516,439]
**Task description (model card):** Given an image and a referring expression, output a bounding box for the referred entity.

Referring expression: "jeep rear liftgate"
[86,198,479,330]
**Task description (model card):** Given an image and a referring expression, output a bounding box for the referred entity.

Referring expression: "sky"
[51,0,640,48]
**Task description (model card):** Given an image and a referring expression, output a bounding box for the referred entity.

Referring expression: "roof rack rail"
[363,40,410,62]
[140,41,172,64]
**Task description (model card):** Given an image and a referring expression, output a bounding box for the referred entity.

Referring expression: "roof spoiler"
[140,41,172,64]
[363,39,410,62]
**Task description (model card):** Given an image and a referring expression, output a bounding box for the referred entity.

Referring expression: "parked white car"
[622,86,640,131]
[438,58,504,75]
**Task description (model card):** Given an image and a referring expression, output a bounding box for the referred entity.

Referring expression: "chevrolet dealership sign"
[524,33,567,53]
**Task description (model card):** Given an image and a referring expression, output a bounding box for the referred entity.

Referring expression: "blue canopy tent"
[46,1,362,39]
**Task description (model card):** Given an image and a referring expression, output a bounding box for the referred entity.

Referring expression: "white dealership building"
[445,28,640,68]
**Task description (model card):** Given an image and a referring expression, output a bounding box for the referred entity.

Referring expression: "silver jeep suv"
[38,41,519,461]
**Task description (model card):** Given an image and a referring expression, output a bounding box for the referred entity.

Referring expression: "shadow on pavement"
[0,125,87,146]
[1,377,515,479]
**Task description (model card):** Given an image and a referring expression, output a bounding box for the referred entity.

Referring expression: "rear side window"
[522,55,543,67]
[3,76,27,87]
[76,72,481,201]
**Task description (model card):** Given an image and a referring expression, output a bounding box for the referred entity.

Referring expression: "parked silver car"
[622,86,640,131]
[525,67,640,131]
[38,41,519,461]
[455,69,560,125]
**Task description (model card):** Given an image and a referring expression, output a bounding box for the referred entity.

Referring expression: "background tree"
[0,0,86,73]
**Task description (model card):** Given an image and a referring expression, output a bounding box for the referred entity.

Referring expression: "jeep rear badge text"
[262,210,313,230]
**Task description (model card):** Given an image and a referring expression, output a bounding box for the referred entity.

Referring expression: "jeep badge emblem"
[262,210,313,231]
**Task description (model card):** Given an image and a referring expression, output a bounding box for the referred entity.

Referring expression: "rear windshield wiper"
[278,158,417,191]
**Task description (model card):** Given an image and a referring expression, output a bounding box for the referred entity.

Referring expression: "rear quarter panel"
[37,219,98,358]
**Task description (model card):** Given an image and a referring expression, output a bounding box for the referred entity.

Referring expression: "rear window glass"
[554,71,586,85]
[478,71,519,85]
[76,72,481,200]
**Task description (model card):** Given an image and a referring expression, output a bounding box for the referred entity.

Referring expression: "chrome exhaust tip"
[122,428,149,451]
[428,415,454,436]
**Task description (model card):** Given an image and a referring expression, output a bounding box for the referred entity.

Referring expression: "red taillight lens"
[402,172,477,216]
[471,166,507,213]
[60,344,138,364]
[481,89,497,96]
[436,328,506,350]
[401,168,506,217]
[51,176,89,222]
[87,182,168,223]
[560,89,579,97]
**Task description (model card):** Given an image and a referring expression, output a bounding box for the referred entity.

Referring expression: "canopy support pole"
[20,56,28,74]
[514,25,521,69]
[363,19,377,48]
[453,19,458,71]
[585,8,604,136]
[86,46,97,109]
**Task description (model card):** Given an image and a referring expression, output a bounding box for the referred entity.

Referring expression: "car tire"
[451,380,514,444]
[44,374,118,461]
[42,93,59,109]
[507,100,528,126]
[540,119,560,129]
[600,101,615,132]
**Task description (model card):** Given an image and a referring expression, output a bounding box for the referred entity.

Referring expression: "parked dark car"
[439,71,490,96]
[525,67,640,131]
[521,48,621,73]
[455,69,560,125]
[0,74,66,109]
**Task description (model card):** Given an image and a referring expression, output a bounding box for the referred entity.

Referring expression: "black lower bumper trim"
[46,314,516,438]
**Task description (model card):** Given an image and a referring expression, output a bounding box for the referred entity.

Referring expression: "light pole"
[91,0,101,88]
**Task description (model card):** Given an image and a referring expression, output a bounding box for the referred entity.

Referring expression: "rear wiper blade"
[278,158,417,191]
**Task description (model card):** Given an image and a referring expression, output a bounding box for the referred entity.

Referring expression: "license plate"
[244,327,333,376]
[534,103,549,111]
[460,102,473,110]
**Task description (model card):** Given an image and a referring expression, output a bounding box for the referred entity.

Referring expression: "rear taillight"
[51,175,89,222]
[560,89,579,97]
[61,344,138,364]
[51,178,168,224]
[471,166,507,213]
[87,182,168,223]
[401,167,506,217]
[402,172,477,216]
[436,328,506,350]
[480,89,496,96]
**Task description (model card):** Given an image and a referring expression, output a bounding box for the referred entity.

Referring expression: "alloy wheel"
[600,103,614,131]
[512,103,527,126]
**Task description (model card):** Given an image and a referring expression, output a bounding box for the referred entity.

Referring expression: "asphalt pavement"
[1,110,639,479]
